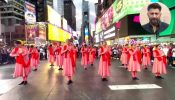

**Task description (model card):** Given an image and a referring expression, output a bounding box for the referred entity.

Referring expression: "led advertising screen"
[96,0,151,33]
[25,1,36,24]
[25,25,37,41]
[37,23,46,40]
[160,0,175,8]
[47,5,61,27]
[159,9,175,36]
[48,24,70,42]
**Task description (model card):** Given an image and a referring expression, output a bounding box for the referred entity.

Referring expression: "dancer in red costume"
[120,44,129,69]
[61,39,75,85]
[10,40,31,85]
[152,45,167,79]
[142,45,151,69]
[29,45,39,71]
[81,44,89,70]
[128,45,141,80]
[55,42,63,70]
[89,44,96,66]
[72,45,78,72]
[98,42,111,81]
[47,44,55,66]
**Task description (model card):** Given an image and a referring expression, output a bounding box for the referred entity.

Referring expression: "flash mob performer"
[29,45,40,71]
[55,42,63,70]
[47,44,55,66]
[152,45,167,79]
[98,42,111,81]
[120,44,129,69]
[61,39,75,85]
[89,44,96,66]
[72,45,78,72]
[142,45,151,69]
[128,45,141,80]
[81,44,89,70]
[10,40,31,85]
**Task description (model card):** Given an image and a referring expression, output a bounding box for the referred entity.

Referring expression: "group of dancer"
[120,44,167,80]
[10,39,167,86]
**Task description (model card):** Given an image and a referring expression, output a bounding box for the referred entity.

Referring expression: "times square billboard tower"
[81,0,90,44]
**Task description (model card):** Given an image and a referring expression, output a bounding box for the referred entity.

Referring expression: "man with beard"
[142,3,169,33]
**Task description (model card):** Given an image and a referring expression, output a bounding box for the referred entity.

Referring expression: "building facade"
[0,0,25,44]
[53,0,64,16]
[64,0,76,31]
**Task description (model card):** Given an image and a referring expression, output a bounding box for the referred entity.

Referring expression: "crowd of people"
[8,39,175,86]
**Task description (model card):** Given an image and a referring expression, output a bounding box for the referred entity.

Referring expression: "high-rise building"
[26,0,53,22]
[0,0,25,43]
[53,0,64,16]
[81,0,91,44]
[64,0,76,31]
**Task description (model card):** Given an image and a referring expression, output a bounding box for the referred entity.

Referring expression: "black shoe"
[33,69,37,71]
[85,68,87,70]
[132,77,139,80]
[125,68,128,70]
[102,78,108,81]
[18,81,24,85]
[144,68,148,70]
[58,68,63,70]
[67,80,73,85]
[157,76,164,79]
[91,64,93,66]
[23,81,28,85]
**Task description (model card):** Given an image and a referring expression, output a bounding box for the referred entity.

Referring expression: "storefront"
[102,24,117,46]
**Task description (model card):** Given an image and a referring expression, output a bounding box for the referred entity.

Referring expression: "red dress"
[47,46,55,64]
[61,45,74,76]
[120,47,129,65]
[10,47,31,78]
[81,47,89,67]
[98,46,111,77]
[152,49,167,74]
[142,47,151,66]
[128,48,141,72]
[55,46,63,67]
[30,48,39,69]
[89,47,96,64]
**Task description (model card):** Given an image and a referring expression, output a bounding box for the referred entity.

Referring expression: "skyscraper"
[64,0,76,31]
[53,0,64,16]
[81,0,90,44]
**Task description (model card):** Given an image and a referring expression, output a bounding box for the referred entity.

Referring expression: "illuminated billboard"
[96,0,151,33]
[47,5,61,27]
[48,24,70,42]
[25,1,36,24]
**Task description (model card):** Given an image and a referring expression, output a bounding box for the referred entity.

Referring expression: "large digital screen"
[96,0,152,33]
[159,9,175,36]
[48,24,70,42]
[47,5,61,27]
[160,0,175,8]
[37,23,46,40]
[25,1,36,24]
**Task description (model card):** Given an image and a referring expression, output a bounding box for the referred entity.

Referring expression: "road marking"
[109,84,162,90]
